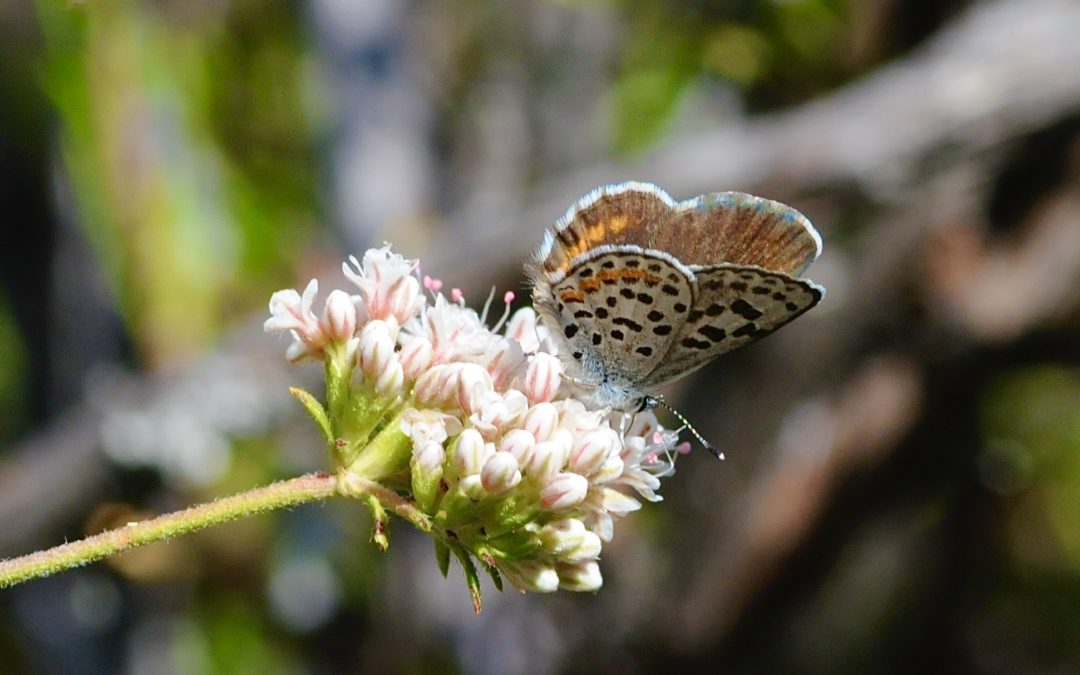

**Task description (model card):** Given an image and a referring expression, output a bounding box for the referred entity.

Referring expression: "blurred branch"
[424,0,1080,291]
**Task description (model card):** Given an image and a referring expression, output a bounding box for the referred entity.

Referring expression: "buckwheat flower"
[468,389,528,439]
[268,244,693,607]
[401,408,461,448]
[265,279,325,362]
[343,247,424,327]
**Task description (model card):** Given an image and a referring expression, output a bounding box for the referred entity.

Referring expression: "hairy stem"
[0,472,338,588]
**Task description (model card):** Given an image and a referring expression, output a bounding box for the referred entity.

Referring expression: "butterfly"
[527,181,824,418]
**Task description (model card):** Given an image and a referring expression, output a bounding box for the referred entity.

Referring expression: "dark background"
[1,0,1078,673]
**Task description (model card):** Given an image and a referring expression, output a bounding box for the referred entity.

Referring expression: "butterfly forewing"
[548,250,692,387]
[642,265,822,388]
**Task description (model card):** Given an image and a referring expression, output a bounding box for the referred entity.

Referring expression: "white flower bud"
[359,320,395,379]
[454,429,491,476]
[557,561,603,592]
[523,402,558,442]
[515,560,560,593]
[499,429,535,466]
[599,487,641,516]
[590,455,625,484]
[505,307,540,352]
[538,518,587,556]
[563,531,602,562]
[569,428,618,476]
[398,336,434,381]
[524,352,562,403]
[322,289,357,343]
[456,364,494,415]
[540,472,589,511]
[376,361,404,396]
[525,440,565,484]
[414,440,446,475]
[458,474,487,500]
[480,452,521,494]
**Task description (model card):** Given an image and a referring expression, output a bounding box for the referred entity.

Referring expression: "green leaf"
[452,545,483,613]
[435,540,451,578]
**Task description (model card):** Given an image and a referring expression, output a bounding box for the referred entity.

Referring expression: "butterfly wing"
[641,265,823,388]
[538,249,693,390]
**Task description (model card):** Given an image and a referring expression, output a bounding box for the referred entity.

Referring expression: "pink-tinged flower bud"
[523,402,558,442]
[504,307,540,352]
[525,440,565,483]
[514,560,560,593]
[551,428,574,457]
[480,452,521,494]
[563,531,602,562]
[358,320,395,379]
[322,290,357,343]
[398,336,434,381]
[538,518,586,556]
[456,364,494,415]
[454,429,491,476]
[557,561,602,592]
[483,339,526,390]
[540,472,589,511]
[458,474,487,500]
[375,361,404,396]
[524,352,562,403]
[413,364,459,408]
[499,429,535,466]
[414,440,446,475]
[386,274,422,326]
[569,428,619,476]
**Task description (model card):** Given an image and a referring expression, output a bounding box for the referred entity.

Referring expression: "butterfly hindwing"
[548,249,693,388]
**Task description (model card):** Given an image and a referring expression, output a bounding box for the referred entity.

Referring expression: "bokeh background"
[2,0,1079,673]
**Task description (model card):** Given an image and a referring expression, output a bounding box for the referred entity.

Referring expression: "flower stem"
[0,472,338,589]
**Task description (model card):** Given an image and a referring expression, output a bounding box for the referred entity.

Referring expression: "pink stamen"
[451,288,464,303]
[423,275,444,292]
[503,291,515,304]
[651,431,665,445]
[676,442,692,455]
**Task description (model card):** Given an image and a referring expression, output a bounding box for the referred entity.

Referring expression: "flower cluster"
[265,246,686,599]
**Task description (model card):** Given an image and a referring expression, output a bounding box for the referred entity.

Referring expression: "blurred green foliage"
[36,0,318,364]
[611,0,854,153]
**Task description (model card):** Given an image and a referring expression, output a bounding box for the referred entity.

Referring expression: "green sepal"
[477,532,541,560]
[435,540,451,578]
[482,496,541,537]
[289,387,332,445]
[411,457,443,514]
[435,488,480,529]
[451,545,483,613]
[323,348,352,431]
[346,411,411,482]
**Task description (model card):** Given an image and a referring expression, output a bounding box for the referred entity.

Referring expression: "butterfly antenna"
[649,397,725,460]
